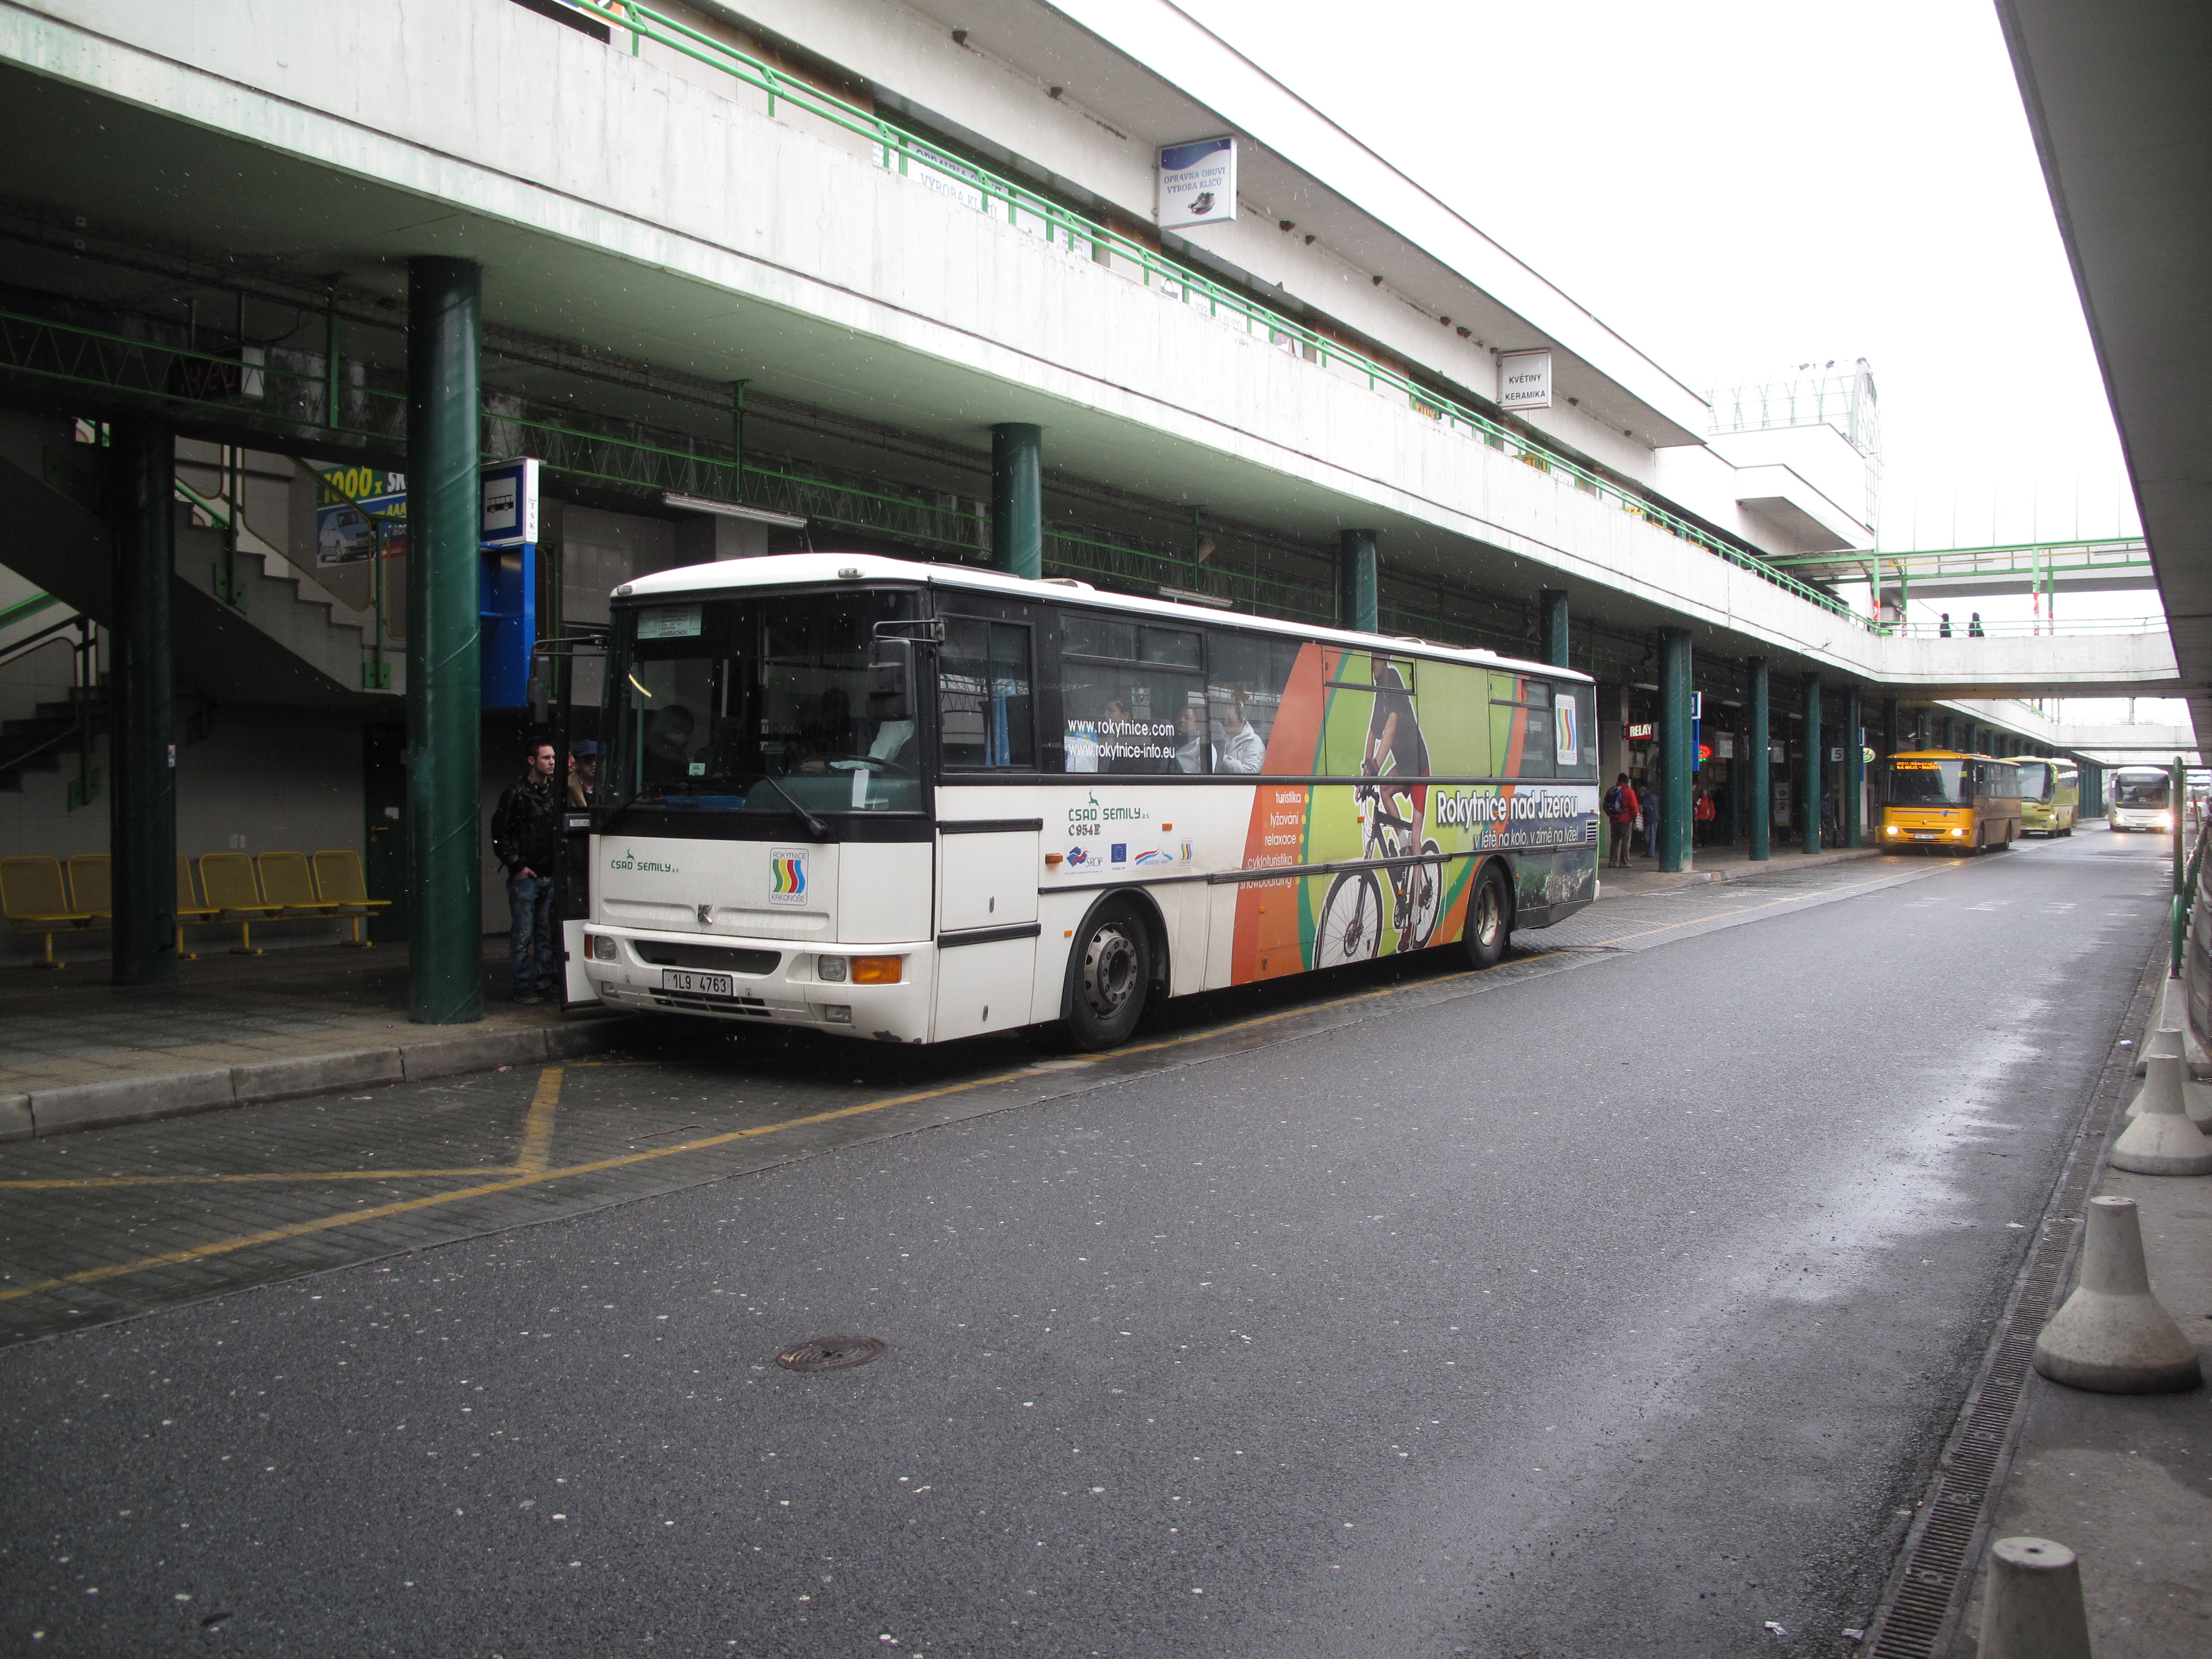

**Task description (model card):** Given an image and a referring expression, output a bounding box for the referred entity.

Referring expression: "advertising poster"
[1157,136,1237,229]
[1227,647,1598,984]
[315,466,407,567]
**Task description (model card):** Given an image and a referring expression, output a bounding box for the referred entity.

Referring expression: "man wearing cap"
[567,740,598,807]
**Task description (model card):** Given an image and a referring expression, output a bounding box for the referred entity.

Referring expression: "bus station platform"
[1598,842,1889,895]
[0,944,632,1141]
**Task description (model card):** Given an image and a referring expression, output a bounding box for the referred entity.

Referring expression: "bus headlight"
[817,955,848,983]
[1885,824,1901,836]
[2156,814,2174,829]
[589,933,618,962]
[1949,827,1965,838]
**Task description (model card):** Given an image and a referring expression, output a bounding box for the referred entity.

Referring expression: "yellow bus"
[1877,750,2023,853]
[2017,758,2079,837]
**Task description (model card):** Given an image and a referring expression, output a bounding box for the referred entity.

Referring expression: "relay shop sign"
[1498,348,1553,411]
[1157,136,1237,229]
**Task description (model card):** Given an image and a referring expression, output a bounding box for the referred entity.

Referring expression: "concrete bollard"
[2032,1196,2202,1392]
[2110,1054,2212,1174]
[1978,1537,2092,1659]
[2133,978,2209,1077]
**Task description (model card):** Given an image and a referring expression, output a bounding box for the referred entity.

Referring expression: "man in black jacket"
[491,739,564,1003]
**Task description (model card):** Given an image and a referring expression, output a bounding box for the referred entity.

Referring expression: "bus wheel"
[1315,870,1384,967]
[1460,863,1513,970]
[1063,900,1150,1051]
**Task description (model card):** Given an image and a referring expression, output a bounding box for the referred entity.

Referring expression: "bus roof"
[1887,749,2021,764]
[614,553,1593,684]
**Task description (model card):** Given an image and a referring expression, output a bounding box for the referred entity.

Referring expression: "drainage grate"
[1860,949,2160,1657]
[776,1336,887,1372]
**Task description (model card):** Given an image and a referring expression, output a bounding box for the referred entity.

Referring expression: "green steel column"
[1843,685,1864,849]
[990,422,1042,580]
[1658,628,1692,872]
[1801,673,1823,855]
[2174,757,2188,976]
[405,256,483,1025]
[1339,529,1379,634]
[2085,761,2103,818]
[109,420,178,985]
[1540,588,1570,669]
[1748,656,1770,861]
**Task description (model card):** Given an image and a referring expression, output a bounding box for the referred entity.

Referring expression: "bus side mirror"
[868,638,913,722]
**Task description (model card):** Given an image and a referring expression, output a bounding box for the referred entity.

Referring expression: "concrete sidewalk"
[1598,841,1890,894]
[1954,977,2212,1657]
[0,942,632,1141]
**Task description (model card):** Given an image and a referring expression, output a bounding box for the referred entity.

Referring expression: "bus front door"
[933,820,1040,1039]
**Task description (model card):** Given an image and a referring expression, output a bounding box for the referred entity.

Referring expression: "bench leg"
[34,928,65,970]
[342,914,372,949]
[175,923,201,962]
[232,920,263,957]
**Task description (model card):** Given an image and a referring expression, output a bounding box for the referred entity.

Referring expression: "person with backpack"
[1604,772,1638,868]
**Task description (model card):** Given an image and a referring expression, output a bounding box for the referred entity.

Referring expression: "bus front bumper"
[579,925,935,1043]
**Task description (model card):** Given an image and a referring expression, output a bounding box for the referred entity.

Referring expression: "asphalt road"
[0,829,2170,1657]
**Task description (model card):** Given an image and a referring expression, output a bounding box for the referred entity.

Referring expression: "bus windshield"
[2111,771,2170,806]
[2016,761,2052,802]
[604,589,923,816]
[1884,758,1965,804]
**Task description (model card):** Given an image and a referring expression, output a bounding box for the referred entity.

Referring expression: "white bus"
[2107,765,2174,833]
[577,554,1599,1049]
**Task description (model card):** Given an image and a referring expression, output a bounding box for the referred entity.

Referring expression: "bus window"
[1884,758,1965,803]
[2017,761,2053,803]
[2112,770,2170,806]
[1490,674,1553,778]
[940,617,1035,770]
[603,590,923,817]
[1057,613,1204,772]
[1207,632,1300,774]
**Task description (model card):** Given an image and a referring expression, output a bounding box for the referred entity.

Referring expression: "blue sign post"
[478,459,540,709]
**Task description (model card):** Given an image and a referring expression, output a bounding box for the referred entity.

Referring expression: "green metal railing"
[567,0,1860,625]
[2173,757,2204,978]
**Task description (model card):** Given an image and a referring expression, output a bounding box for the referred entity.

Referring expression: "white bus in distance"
[579,554,1599,1049]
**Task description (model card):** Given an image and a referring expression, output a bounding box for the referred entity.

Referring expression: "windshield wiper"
[753,774,837,842]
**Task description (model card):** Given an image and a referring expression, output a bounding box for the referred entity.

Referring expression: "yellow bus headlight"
[1949,827,1965,838]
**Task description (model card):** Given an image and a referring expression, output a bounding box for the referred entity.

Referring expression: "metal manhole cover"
[776,1336,887,1372]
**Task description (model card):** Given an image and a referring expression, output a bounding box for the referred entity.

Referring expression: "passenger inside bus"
[643,705,697,786]
[1173,703,1207,772]
[1214,687,1266,773]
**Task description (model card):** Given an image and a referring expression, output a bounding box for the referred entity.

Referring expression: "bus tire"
[1460,862,1513,971]
[1061,898,1151,1051]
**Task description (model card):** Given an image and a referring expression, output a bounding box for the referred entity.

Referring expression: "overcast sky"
[1177,0,2141,567]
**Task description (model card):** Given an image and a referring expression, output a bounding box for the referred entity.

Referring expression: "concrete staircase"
[0,414,406,713]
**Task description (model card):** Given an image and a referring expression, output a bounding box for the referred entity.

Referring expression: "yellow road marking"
[516,1066,563,1173]
[0,977,1438,1302]
[0,868,1929,1301]
[1,1067,569,1192]
[0,1169,521,1191]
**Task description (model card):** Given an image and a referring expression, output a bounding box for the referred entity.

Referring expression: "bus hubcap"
[1084,925,1138,1018]
[1476,885,1502,947]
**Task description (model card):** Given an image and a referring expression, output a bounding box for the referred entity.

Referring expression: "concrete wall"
[1,705,366,967]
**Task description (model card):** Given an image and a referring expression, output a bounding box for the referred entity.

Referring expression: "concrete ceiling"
[1996,0,2212,746]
